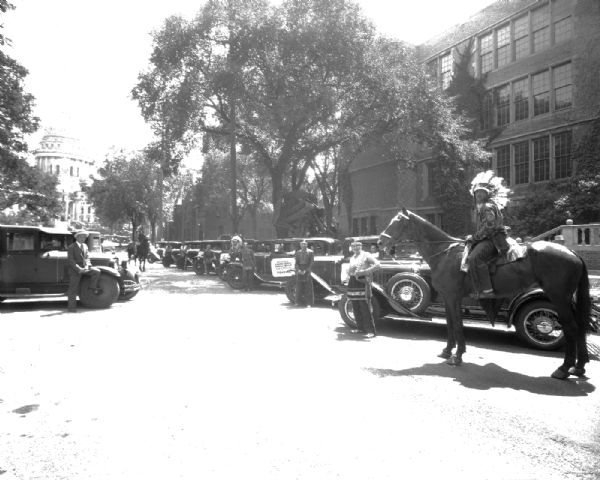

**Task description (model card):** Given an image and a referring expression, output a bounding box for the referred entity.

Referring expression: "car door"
[0,230,39,292]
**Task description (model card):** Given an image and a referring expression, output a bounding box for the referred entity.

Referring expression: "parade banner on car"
[271,258,296,277]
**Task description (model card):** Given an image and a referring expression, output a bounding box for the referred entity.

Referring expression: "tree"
[196,147,271,237]
[134,0,488,236]
[0,1,60,222]
[86,151,161,240]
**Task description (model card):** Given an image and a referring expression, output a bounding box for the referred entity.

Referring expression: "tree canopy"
[134,0,486,236]
[0,1,61,222]
[86,150,161,239]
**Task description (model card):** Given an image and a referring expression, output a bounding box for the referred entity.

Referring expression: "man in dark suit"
[294,239,314,307]
[67,230,101,312]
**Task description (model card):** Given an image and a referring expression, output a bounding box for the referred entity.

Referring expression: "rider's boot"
[470,263,495,299]
[475,263,494,298]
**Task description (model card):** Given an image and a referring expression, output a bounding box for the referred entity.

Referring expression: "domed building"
[32,129,98,227]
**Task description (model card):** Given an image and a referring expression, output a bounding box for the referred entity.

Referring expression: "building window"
[531,5,549,53]
[496,146,511,185]
[496,24,511,67]
[495,85,510,127]
[440,53,452,89]
[482,91,493,130]
[533,137,550,182]
[514,14,529,60]
[426,59,438,82]
[532,70,549,116]
[427,162,441,197]
[554,16,572,44]
[352,218,359,236]
[77,167,80,177]
[479,33,493,74]
[360,217,368,235]
[513,77,529,121]
[553,63,572,111]
[514,141,529,185]
[69,166,74,176]
[55,165,59,175]
[554,132,572,179]
[369,216,377,235]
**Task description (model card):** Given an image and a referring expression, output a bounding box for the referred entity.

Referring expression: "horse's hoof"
[438,350,452,359]
[568,367,586,377]
[551,367,570,380]
[446,355,462,366]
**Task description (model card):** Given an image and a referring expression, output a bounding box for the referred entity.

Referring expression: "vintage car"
[225,237,343,290]
[192,240,233,276]
[0,225,140,308]
[159,241,183,267]
[333,236,589,351]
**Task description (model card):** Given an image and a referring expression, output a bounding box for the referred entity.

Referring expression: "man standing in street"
[66,230,101,312]
[241,241,255,291]
[294,239,314,307]
[347,240,380,337]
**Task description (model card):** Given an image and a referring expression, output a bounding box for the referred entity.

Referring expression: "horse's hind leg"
[570,323,590,377]
[551,301,578,380]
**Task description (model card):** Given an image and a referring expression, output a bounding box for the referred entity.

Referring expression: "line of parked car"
[154,233,600,351]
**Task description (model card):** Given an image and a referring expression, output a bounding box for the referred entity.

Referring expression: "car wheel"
[226,267,244,289]
[285,278,297,303]
[218,264,228,280]
[338,294,381,329]
[385,273,431,315]
[79,274,120,309]
[514,300,565,350]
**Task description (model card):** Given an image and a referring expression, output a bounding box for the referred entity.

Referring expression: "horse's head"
[378,207,412,251]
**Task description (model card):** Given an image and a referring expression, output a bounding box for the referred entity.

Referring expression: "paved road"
[1,263,599,480]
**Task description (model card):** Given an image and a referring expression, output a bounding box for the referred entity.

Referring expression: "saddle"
[460,234,527,273]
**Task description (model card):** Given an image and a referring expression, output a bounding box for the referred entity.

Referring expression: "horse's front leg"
[445,297,464,366]
[439,298,457,360]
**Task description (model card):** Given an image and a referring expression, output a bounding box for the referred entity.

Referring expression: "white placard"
[271,257,296,277]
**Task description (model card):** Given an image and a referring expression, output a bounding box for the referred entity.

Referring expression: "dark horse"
[136,236,150,272]
[379,207,592,380]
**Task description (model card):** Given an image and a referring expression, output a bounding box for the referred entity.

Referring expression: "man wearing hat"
[66,230,101,312]
[294,239,314,307]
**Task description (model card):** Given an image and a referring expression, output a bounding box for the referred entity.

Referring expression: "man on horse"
[466,171,510,299]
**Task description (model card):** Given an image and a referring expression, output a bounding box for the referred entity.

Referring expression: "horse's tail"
[575,257,592,334]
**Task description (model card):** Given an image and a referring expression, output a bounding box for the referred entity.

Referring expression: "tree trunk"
[271,168,286,237]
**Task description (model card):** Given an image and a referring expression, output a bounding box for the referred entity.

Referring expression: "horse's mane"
[406,210,463,242]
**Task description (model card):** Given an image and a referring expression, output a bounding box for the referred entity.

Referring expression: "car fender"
[506,288,548,328]
[94,265,121,279]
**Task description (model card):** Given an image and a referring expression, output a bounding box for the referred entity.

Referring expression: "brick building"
[343,0,600,236]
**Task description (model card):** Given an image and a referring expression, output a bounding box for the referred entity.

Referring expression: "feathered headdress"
[470,170,511,210]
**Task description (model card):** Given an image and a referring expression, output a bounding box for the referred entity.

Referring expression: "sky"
[3,0,487,160]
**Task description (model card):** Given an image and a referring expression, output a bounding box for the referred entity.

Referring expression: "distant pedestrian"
[294,239,314,307]
[347,240,380,337]
[203,243,215,274]
[241,241,255,291]
[66,230,101,312]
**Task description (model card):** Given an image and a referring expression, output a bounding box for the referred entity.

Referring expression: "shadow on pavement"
[365,362,596,396]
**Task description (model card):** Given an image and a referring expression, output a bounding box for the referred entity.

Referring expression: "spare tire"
[79,273,120,309]
[385,273,431,315]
